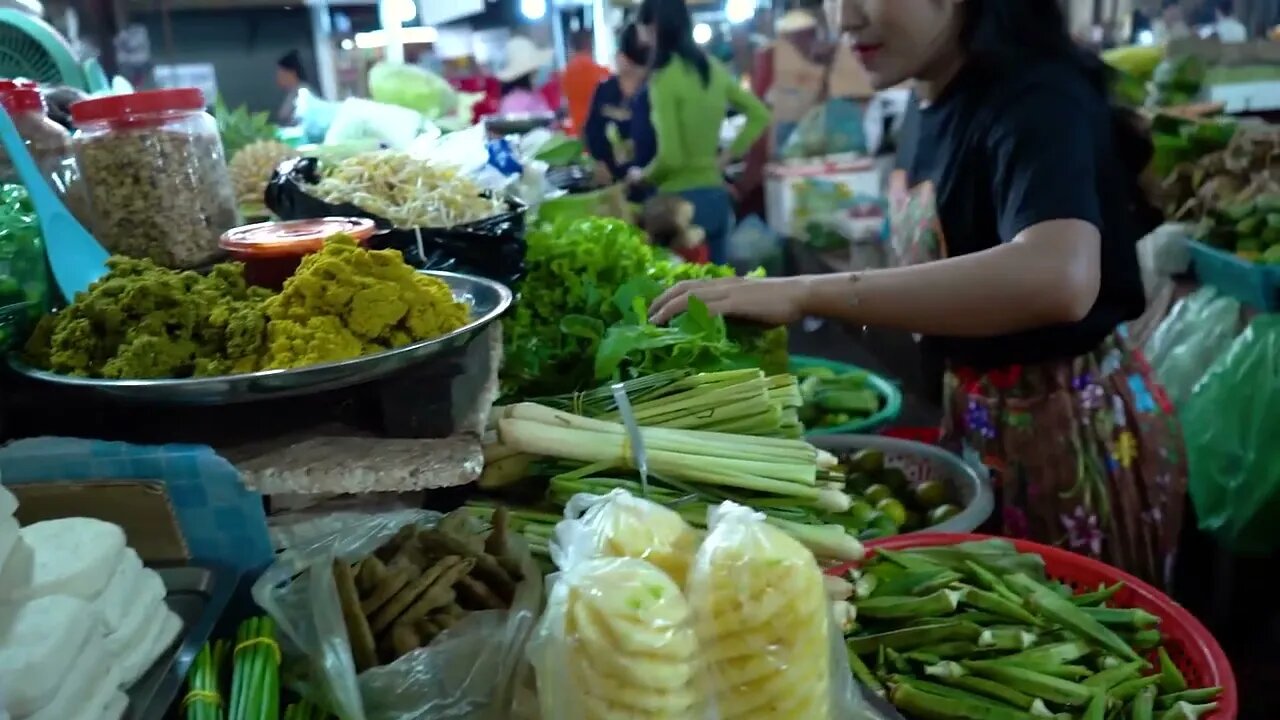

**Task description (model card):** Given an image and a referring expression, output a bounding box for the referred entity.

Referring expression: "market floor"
[789,320,1279,718]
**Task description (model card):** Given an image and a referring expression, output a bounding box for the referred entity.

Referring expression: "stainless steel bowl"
[8,270,513,405]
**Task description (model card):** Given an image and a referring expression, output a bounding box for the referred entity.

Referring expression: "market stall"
[0,44,1252,720]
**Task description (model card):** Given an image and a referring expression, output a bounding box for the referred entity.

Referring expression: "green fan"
[0,9,107,92]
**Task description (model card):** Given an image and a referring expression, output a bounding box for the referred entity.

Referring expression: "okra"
[1000,640,1093,666]
[978,627,1038,650]
[1071,582,1125,606]
[1128,629,1162,651]
[1158,702,1218,720]
[846,642,885,697]
[1082,687,1108,720]
[965,560,1024,603]
[1083,660,1145,689]
[879,548,947,572]
[1098,655,1125,670]
[942,674,1040,711]
[1155,687,1222,708]
[847,620,983,654]
[960,584,1044,626]
[886,647,912,674]
[1156,647,1188,694]
[890,675,985,703]
[1079,606,1161,629]
[1026,663,1093,681]
[1109,675,1161,702]
[963,662,1097,706]
[913,641,983,658]
[924,660,968,679]
[952,610,1007,625]
[859,588,965,619]
[874,568,963,597]
[905,651,943,665]
[1004,573,1141,661]
[1132,686,1157,720]
[889,681,1040,720]
[855,572,879,599]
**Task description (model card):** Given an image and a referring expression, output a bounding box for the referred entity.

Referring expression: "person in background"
[275,49,312,126]
[1153,4,1192,43]
[495,36,555,116]
[648,0,1186,587]
[1213,0,1248,42]
[631,0,771,265]
[584,24,653,187]
[562,30,611,136]
[737,8,832,217]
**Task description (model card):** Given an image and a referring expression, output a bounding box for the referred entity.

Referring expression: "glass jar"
[0,80,91,228]
[71,88,239,269]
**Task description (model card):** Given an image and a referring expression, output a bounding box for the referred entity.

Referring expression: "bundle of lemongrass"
[482,369,804,490]
[477,401,865,563]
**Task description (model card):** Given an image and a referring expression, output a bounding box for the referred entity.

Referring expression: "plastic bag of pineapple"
[551,488,702,586]
[687,501,887,720]
[528,555,710,720]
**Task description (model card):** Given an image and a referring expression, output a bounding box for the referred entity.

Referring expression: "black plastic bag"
[264,157,527,285]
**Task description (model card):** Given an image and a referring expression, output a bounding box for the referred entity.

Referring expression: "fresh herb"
[214,96,279,161]
[501,217,787,399]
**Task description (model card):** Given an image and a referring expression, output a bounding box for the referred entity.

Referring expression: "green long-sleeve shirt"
[644,56,771,193]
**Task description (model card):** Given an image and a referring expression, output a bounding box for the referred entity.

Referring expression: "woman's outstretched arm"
[800,219,1101,336]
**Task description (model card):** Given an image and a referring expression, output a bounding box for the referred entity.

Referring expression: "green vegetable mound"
[26,257,272,379]
[501,216,788,399]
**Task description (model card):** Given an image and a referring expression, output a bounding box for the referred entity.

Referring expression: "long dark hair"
[618,23,650,67]
[962,0,1162,236]
[637,0,710,85]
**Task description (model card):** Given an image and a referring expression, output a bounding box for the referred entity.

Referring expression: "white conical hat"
[497,36,554,82]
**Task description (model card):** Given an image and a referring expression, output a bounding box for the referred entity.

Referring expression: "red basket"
[830,532,1238,720]
[882,426,942,444]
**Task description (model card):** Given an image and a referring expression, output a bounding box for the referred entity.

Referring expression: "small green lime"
[914,479,950,509]
[928,504,962,526]
[849,448,886,474]
[864,483,893,506]
[876,497,908,527]
[902,510,923,532]
[881,467,910,494]
[845,471,873,493]
[847,500,876,528]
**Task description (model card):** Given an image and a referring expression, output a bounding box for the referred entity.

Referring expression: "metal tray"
[128,563,238,720]
[8,271,513,405]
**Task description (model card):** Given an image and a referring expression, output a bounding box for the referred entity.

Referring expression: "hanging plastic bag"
[251,509,543,720]
[1184,315,1280,555]
[727,215,784,276]
[685,501,877,719]
[551,488,702,585]
[0,185,49,347]
[528,556,708,720]
[1143,286,1243,408]
[781,98,867,160]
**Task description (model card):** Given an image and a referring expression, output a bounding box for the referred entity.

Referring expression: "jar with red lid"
[219,217,377,288]
[70,88,238,269]
[0,80,90,226]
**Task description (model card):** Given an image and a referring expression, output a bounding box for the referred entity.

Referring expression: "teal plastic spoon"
[0,106,107,299]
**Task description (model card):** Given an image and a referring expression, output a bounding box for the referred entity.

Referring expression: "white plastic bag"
[252,510,542,720]
[552,489,701,585]
[1144,286,1243,408]
[686,502,873,720]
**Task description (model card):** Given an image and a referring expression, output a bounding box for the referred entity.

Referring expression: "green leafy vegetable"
[501,217,787,399]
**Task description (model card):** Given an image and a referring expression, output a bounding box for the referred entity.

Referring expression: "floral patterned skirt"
[941,333,1188,588]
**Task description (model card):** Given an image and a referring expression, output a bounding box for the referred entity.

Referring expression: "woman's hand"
[626,166,647,186]
[648,276,811,326]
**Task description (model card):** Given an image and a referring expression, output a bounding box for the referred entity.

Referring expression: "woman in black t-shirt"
[647,0,1186,586]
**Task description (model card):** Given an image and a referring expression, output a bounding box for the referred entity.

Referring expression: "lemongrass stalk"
[619,377,769,421]
[627,395,776,431]
[498,418,818,486]
[504,405,819,466]
[767,516,865,562]
[482,441,525,464]
[478,453,536,490]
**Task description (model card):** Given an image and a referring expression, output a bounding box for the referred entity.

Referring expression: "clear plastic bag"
[251,509,543,720]
[685,502,877,720]
[551,488,702,585]
[528,556,709,720]
[1184,315,1280,556]
[1143,286,1243,408]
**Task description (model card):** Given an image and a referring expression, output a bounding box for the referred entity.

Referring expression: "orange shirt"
[562,53,610,136]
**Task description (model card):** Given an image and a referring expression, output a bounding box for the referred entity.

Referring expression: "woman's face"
[824,0,964,89]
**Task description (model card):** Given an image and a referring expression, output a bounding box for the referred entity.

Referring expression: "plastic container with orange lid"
[220,217,377,288]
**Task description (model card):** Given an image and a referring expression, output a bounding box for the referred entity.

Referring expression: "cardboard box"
[10,480,190,564]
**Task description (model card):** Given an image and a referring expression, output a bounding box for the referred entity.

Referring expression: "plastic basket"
[832,532,1238,720]
[1188,239,1280,311]
[810,435,993,534]
[791,355,903,435]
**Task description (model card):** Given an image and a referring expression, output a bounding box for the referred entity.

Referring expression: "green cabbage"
[367,61,457,119]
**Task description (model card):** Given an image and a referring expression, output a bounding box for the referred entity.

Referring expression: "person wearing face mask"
[648,0,1185,586]
[629,0,772,265]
